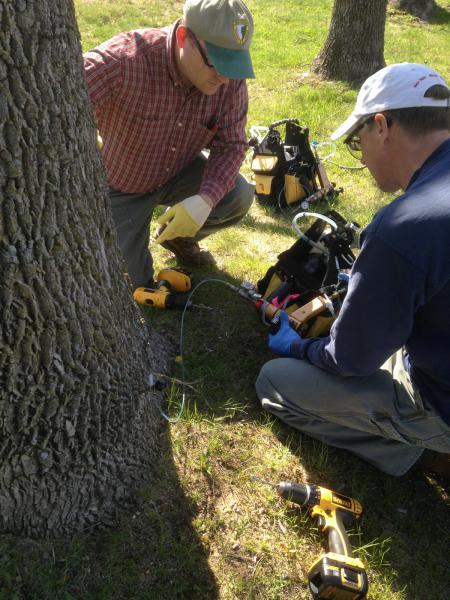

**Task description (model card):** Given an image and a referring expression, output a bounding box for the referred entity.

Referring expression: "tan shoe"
[160,237,216,266]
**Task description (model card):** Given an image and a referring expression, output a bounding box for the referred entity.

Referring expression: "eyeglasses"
[189,30,214,69]
[344,114,393,160]
[344,117,374,160]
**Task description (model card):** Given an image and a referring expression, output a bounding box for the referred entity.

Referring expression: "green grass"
[2,0,450,598]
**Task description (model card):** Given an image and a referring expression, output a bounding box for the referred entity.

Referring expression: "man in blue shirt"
[256,63,450,477]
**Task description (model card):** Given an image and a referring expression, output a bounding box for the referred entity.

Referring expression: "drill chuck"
[277,481,311,506]
[277,481,362,518]
[133,286,192,309]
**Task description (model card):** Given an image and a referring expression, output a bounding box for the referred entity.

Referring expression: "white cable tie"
[323,293,336,317]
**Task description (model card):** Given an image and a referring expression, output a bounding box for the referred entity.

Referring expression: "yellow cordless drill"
[133,268,192,309]
[277,480,368,600]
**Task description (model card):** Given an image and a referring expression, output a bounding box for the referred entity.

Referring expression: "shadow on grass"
[240,199,334,238]
[0,426,218,600]
[141,263,273,423]
[271,425,450,600]
[419,3,450,25]
[241,211,294,238]
[141,262,450,598]
[390,2,450,24]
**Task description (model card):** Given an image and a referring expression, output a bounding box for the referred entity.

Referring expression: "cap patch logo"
[233,19,248,45]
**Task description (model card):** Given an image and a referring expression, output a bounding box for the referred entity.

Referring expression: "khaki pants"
[108,155,254,288]
[255,350,450,476]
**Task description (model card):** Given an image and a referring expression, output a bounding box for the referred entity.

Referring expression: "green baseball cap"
[184,0,255,80]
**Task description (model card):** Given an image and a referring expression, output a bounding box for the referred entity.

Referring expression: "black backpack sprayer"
[237,208,359,338]
[249,118,343,214]
[243,117,359,338]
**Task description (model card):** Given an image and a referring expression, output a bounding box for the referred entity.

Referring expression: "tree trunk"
[312,0,388,83]
[0,0,168,537]
[390,0,438,20]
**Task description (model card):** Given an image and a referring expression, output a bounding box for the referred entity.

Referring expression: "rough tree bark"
[390,0,438,20]
[312,0,388,83]
[0,0,168,537]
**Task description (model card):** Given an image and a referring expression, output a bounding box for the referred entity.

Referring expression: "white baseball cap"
[331,62,449,140]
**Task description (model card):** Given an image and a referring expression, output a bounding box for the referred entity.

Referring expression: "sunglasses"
[189,30,214,69]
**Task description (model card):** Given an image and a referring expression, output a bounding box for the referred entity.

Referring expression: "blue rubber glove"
[268,311,303,357]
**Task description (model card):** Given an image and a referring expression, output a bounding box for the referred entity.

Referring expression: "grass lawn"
[2,1,450,598]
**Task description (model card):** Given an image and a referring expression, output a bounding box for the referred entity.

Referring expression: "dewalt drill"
[276,480,368,600]
[133,268,192,309]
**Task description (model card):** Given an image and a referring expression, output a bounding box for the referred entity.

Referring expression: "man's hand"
[155,195,212,243]
[268,311,303,357]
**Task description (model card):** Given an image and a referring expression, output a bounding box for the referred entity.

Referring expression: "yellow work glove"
[155,194,212,243]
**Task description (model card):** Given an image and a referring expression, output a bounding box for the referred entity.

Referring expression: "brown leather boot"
[160,237,216,266]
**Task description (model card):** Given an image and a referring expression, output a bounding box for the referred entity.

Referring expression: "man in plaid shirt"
[84,0,255,288]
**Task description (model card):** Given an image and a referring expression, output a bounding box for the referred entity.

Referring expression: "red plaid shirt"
[84,22,249,206]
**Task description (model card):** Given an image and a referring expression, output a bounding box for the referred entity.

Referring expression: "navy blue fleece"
[291,138,450,423]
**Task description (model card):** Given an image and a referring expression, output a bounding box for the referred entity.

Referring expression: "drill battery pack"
[308,552,368,600]
[133,268,192,310]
